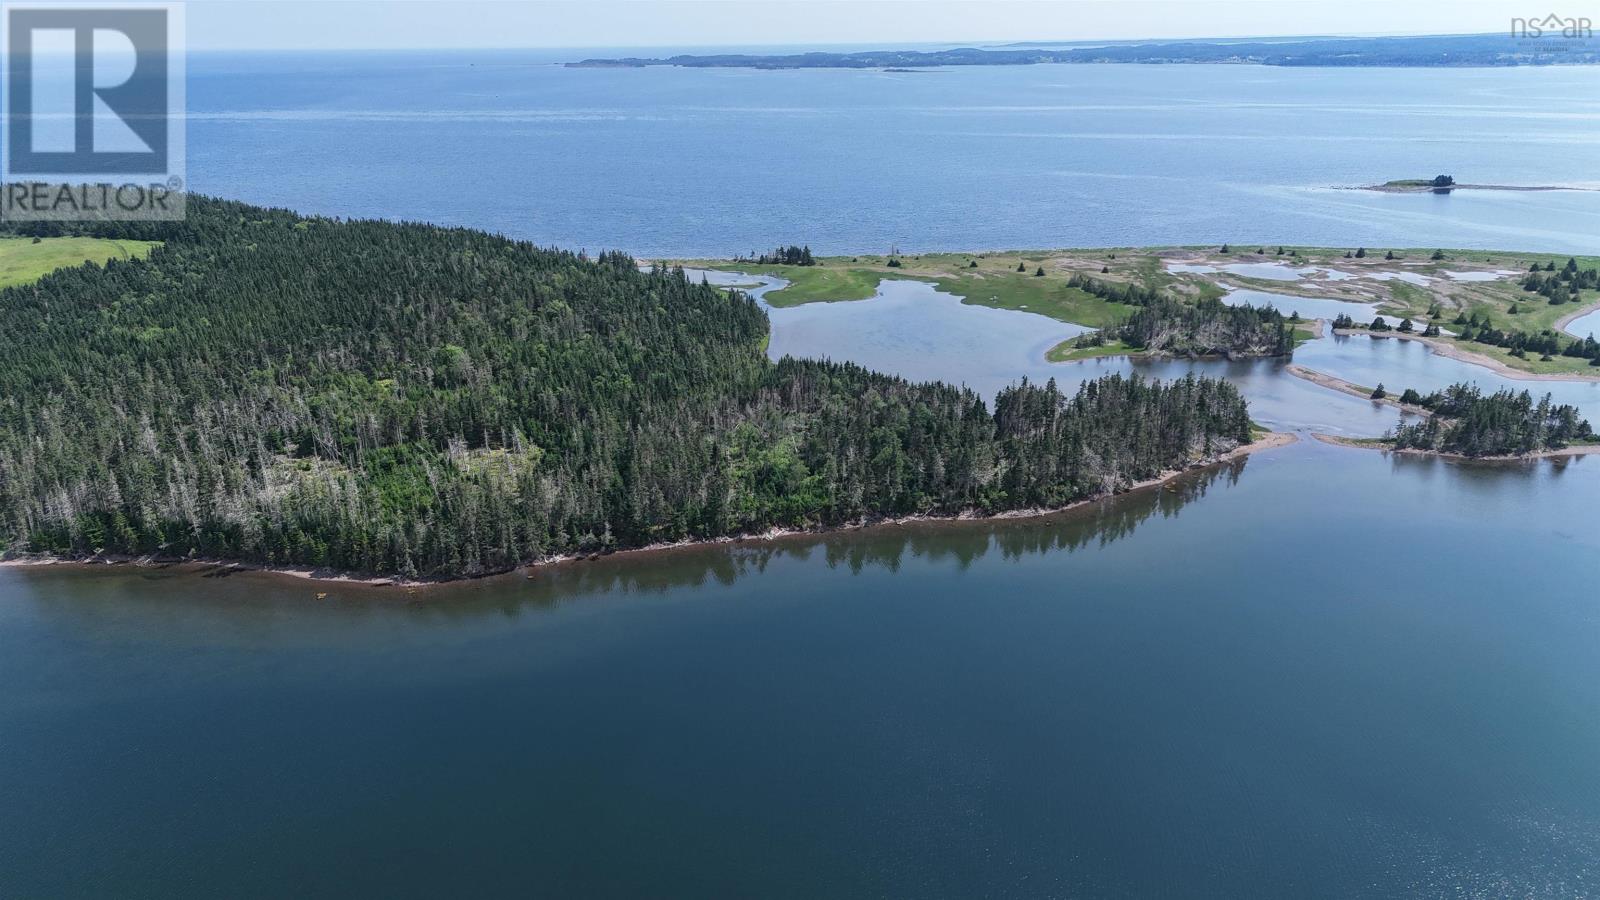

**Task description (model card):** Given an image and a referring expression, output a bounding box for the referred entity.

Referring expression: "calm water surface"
[188,52,1600,255]
[1564,306,1600,339]
[1219,287,1383,323]
[764,277,1086,390]
[1297,332,1600,420]
[4,440,1599,897]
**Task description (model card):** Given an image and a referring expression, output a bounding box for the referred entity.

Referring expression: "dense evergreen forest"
[740,245,815,266]
[1390,383,1593,457]
[1522,258,1599,305]
[1066,272,1165,308]
[0,197,1255,577]
[1067,273,1293,358]
[1112,296,1293,358]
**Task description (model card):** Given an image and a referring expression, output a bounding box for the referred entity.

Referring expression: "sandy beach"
[1284,364,1434,415]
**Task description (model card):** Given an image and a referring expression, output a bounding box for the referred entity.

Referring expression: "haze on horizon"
[185,0,1529,51]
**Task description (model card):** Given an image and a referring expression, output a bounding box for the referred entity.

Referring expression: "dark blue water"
[4,440,1600,897]
[187,51,1600,256]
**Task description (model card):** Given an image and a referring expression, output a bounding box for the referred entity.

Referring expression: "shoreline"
[1051,348,1290,364]
[1332,328,1600,383]
[1283,364,1433,415]
[1555,302,1600,337]
[1312,431,1600,461]
[0,432,1297,590]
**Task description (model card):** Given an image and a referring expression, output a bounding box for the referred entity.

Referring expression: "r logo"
[2,3,184,220]
[7,7,169,172]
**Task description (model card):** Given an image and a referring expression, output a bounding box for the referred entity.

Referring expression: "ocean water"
[187,51,1600,256]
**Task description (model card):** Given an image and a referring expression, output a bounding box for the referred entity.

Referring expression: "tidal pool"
[1220,288,1379,322]
[1445,270,1518,282]
[1168,261,1323,281]
[1362,270,1432,286]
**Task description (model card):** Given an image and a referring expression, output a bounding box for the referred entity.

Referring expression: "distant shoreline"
[566,34,1600,69]
[0,433,1296,590]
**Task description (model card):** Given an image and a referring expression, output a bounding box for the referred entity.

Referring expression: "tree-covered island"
[1061,285,1294,361]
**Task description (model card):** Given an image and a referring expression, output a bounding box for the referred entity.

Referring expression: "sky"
[180,0,1539,52]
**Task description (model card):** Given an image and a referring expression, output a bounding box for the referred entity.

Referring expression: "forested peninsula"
[1389,384,1594,457]
[0,198,1258,579]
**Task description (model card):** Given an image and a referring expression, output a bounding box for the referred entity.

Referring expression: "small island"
[1375,175,1457,193]
[1363,175,1593,193]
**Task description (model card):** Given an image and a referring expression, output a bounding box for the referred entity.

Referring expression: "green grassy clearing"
[0,237,159,290]
[1046,338,1137,362]
[699,251,1144,326]
[712,263,890,306]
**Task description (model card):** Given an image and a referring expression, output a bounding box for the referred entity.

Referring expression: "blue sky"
[184,0,1531,51]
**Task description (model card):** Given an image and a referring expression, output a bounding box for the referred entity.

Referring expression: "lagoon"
[709,270,1410,435]
[1219,287,1381,323]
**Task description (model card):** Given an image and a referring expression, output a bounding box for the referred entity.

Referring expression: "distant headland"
[568,33,1600,70]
